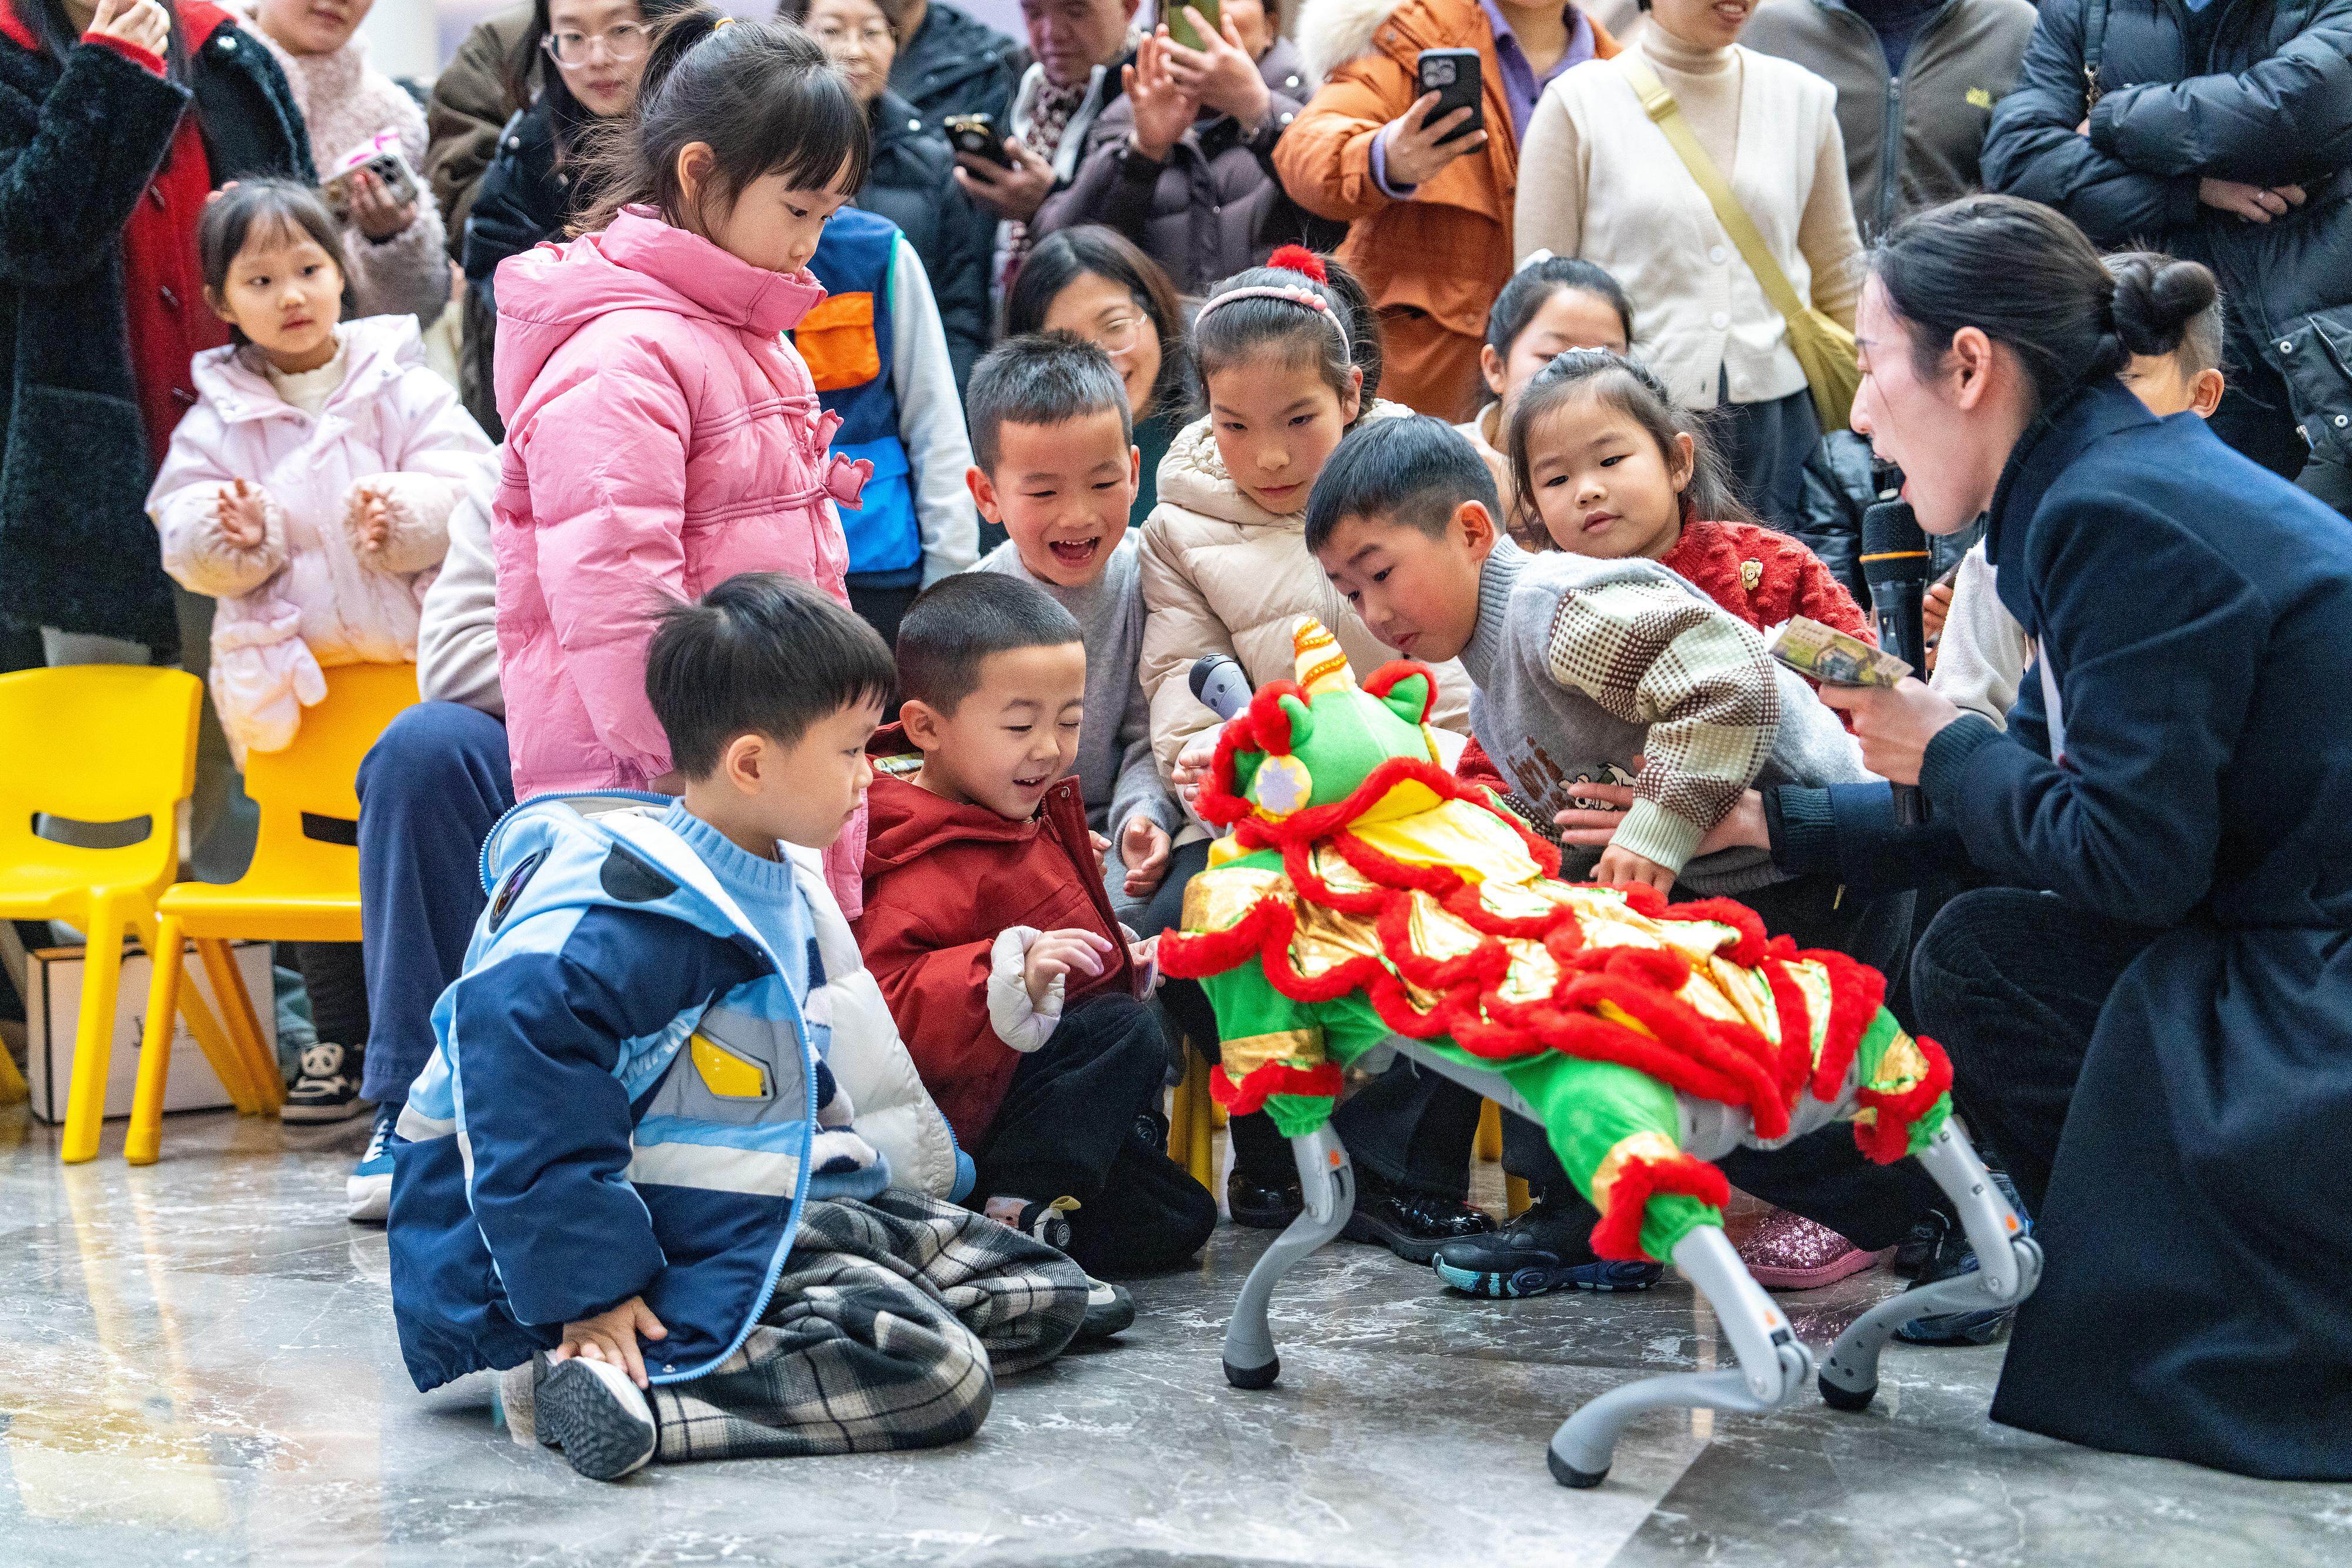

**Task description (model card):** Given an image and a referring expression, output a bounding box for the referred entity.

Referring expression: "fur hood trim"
[1296,0,1416,83]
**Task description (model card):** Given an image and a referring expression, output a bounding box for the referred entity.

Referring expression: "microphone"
[1190,654,1252,723]
[1860,500,1931,826]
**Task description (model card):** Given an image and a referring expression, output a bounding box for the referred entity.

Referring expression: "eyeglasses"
[811,21,896,52]
[543,21,650,67]
[1093,312,1147,356]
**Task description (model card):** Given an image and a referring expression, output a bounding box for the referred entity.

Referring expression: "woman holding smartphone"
[1514,0,1865,529]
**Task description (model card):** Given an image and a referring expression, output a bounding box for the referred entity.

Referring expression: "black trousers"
[1715,376,1820,531]
[1503,873,1943,1251]
[291,941,369,1052]
[1908,887,2159,1218]
[973,992,1217,1276]
[1146,840,1486,1199]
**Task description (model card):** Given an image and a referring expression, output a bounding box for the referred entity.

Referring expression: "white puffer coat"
[1137,400,1474,782]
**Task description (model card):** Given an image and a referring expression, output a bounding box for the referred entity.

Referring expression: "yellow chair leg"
[197,939,281,1112]
[1186,1061,1216,1190]
[126,916,183,1165]
[61,895,128,1164]
[1506,1174,1532,1219]
[1167,1059,1194,1169]
[1476,1098,1503,1163]
[133,913,260,1118]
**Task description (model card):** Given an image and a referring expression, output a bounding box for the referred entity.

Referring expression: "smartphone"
[322,131,422,216]
[1415,48,1485,146]
[1165,0,1221,51]
[944,113,1017,170]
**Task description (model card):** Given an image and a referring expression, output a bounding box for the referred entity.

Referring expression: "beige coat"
[1137,403,1474,782]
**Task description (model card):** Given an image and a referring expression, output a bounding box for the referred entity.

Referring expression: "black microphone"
[1860,500,1931,825]
[1189,654,1252,722]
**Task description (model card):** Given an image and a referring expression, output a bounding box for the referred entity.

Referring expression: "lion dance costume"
[1165,622,2040,1486]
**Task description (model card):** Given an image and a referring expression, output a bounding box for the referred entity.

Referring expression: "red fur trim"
[1799,947,1889,1102]
[1212,1060,1343,1116]
[1590,1154,1732,1262]
[1853,1035,1954,1164]
[1267,244,1328,282]
[1247,680,1307,755]
[1618,882,1669,918]
[1655,897,1768,965]
[1760,953,1818,1101]
[1362,660,1438,722]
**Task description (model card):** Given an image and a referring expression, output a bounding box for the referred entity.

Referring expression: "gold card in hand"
[1767,617,1913,688]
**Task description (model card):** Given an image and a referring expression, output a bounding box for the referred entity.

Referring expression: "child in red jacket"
[855,574,1217,1299]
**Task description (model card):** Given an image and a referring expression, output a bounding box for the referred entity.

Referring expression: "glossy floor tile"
[2,1107,2348,1567]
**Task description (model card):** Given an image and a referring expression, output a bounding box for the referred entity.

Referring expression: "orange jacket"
[1276,0,1617,421]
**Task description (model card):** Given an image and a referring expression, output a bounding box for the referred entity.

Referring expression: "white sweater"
[1512,27,1865,410]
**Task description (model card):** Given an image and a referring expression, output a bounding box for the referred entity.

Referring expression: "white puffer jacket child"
[149,314,494,757]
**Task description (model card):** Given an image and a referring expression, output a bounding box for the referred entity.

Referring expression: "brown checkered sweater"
[1457,540,1869,894]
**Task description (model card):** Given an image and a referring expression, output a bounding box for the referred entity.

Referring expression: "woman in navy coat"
[1584,194,2352,1480]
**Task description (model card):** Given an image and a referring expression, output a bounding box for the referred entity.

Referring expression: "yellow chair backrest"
[0,666,201,890]
[238,663,419,893]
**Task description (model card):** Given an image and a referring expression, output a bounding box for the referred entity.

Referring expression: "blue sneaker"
[1893,1171,2032,1346]
[347,1105,398,1224]
[1431,1196,1665,1298]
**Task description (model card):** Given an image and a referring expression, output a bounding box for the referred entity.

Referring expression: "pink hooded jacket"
[149,315,493,758]
[491,206,871,907]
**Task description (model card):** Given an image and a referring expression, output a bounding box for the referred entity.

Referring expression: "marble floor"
[3,1108,2348,1568]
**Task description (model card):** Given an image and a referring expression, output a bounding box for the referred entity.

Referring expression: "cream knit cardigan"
[242,7,450,329]
[1513,26,1863,411]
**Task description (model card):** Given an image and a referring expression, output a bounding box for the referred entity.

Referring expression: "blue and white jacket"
[387,794,966,1393]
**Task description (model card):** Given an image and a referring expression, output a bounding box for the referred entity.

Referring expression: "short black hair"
[966,333,1134,474]
[896,573,1084,715]
[645,573,894,777]
[198,179,355,347]
[1303,416,1499,553]
[1485,255,1634,355]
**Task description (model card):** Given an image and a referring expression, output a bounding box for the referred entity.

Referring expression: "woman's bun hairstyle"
[2106,250,2221,362]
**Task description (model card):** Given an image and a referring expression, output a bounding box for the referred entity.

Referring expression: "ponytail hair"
[570,8,870,238]
[1505,349,1752,542]
[1194,246,1384,416]
[1873,193,2220,412]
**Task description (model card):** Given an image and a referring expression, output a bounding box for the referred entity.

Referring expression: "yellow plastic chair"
[1168,1044,1220,1192]
[1479,1099,1534,1218]
[0,667,252,1163]
[129,663,419,1165]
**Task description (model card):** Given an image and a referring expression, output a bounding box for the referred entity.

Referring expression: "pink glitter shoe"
[1736,1208,1891,1290]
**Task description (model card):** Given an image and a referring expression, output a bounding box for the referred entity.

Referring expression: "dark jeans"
[973,992,1218,1275]
[293,942,369,1051]
[356,702,514,1106]
[1504,873,1942,1251]
[1716,375,1820,531]
[1145,838,1486,1199]
[1909,887,2159,1217]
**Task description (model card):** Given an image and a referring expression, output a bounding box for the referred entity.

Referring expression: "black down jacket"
[857,93,993,388]
[1982,0,2352,461]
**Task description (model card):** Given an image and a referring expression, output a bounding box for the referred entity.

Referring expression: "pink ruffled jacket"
[491,206,871,905]
[149,315,493,757]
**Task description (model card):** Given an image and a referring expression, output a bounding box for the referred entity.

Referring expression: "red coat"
[854,734,1136,1145]
[1459,519,1871,793]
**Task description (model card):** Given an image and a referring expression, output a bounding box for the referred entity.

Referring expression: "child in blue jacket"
[387,573,1091,1480]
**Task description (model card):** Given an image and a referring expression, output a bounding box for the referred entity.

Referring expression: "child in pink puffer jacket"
[490,9,876,908]
[152,180,493,761]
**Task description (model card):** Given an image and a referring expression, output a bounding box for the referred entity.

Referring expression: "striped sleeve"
[1544,580,1780,871]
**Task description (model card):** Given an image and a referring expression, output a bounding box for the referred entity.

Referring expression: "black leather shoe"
[1227,1169,1305,1231]
[1341,1169,1495,1263]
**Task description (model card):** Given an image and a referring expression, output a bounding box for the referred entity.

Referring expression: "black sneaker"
[1890,1208,1959,1280]
[1340,1168,1495,1265]
[533,1354,657,1480]
[1078,1276,1136,1340]
[1227,1169,1305,1231]
[1894,1172,2032,1346]
[1431,1194,1666,1298]
[281,1041,370,1124]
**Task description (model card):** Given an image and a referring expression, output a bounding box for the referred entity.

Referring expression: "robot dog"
[1162,621,2040,1487]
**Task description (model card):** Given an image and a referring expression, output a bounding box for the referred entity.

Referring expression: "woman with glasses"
[1005,226,1191,533]
[780,0,992,388]
[457,0,683,435]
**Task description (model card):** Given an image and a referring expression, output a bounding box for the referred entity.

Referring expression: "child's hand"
[1128,934,1161,994]
[1171,728,1220,806]
[1554,785,1769,860]
[346,483,392,554]
[1593,842,1677,895]
[555,1294,667,1389]
[1121,817,1172,897]
[1025,927,1112,1009]
[215,479,269,549]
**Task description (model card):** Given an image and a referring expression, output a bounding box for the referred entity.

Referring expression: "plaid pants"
[648,1188,1090,1463]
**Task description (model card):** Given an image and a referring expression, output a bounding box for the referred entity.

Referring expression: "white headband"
[1194,283,1350,356]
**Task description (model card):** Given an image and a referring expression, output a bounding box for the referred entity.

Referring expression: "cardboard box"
[24,941,275,1124]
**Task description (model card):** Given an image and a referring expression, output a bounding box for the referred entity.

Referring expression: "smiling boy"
[854,572,1217,1306]
[969,333,1185,917]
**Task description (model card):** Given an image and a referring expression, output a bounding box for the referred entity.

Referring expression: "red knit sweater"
[1458,520,1870,794]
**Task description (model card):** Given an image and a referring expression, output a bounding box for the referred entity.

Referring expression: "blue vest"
[797,208,920,585]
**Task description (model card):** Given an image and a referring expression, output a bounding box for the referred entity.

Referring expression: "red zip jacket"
[853,728,1135,1145]
[1459,519,1872,793]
